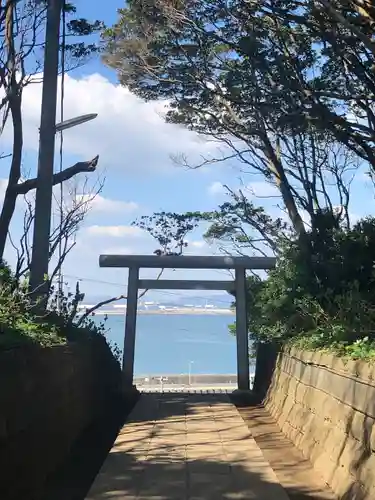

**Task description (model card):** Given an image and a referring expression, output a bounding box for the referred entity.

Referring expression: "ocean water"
[100,313,254,376]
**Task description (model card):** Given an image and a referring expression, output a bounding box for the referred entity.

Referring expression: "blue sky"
[1,0,374,304]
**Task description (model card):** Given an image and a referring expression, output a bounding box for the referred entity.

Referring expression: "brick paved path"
[86,393,291,499]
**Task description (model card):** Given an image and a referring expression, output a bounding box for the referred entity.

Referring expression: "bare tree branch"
[13,155,99,195]
[76,294,127,326]
[11,170,104,291]
[76,268,165,325]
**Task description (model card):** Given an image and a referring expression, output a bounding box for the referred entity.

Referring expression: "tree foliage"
[133,211,200,255]
[103,0,369,238]
[238,213,375,358]
[196,188,289,256]
[104,0,375,165]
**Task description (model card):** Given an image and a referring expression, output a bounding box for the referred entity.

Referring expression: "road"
[137,384,237,392]
[137,383,242,393]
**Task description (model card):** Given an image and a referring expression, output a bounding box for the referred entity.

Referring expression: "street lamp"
[158,376,168,392]
[28,0,100,306]
[188,361,194,386]
[29,112,98,304]
[55,113,98,132]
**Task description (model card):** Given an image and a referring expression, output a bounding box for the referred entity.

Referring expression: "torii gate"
[99,255,276,391]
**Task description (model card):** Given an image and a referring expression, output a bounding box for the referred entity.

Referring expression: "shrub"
[230,213,375,359]
[0,264,119,360]
[0,264,63,348]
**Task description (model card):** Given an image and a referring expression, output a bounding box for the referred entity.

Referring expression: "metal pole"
[122,267,139,388]
[235,267,250,391]
[29,0,63,304]
[57,272,63,312]
[188,360,194,386]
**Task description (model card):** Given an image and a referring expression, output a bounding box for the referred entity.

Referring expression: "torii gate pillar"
[99,255,276,391]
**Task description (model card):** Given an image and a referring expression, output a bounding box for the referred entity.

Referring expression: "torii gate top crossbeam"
[99,254,276,270]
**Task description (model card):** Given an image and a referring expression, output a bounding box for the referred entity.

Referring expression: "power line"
[64,274,126,287]
[63,274,232,304]
[57,0,66,310]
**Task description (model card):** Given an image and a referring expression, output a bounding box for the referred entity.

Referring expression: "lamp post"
[40,112,97,314]
[28,0,62,303]
[28,0,99,305]
[29,112,97,304]
[28,2,98,306]
[188,361,194,386]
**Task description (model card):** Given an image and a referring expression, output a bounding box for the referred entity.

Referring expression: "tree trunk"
[263,135,306,237]
[0,95,23,260]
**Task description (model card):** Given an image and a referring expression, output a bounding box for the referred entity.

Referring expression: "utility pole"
[29,0,63,305]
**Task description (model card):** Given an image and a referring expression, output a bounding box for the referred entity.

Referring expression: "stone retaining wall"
[0,336,122,500]
[265,347,375,499]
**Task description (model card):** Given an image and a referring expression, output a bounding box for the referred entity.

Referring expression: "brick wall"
[0,335,122,500]
[265,347,375,499]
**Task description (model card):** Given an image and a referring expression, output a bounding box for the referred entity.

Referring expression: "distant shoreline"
[85,309,235,316]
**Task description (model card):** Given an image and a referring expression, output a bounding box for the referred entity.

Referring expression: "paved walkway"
[86,393,291,500]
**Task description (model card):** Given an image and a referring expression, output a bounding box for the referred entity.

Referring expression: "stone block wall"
[0,335,122,500]
[265,347,375,500]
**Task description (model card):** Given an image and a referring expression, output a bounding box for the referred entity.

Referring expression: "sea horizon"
[101,313,250,376]
[92,308,235,316]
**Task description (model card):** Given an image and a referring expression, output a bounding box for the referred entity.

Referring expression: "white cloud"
[86,225,144,238]
[184,239,217,257]
[333,206,361,225]
[189,240,206,248]
[77,194,138,213]
[208,181,226,196]
[1,73,211,175]
[102,245,133,254]
[0,179,7,202]
[208,180,279,199]
[244,181,279,198]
